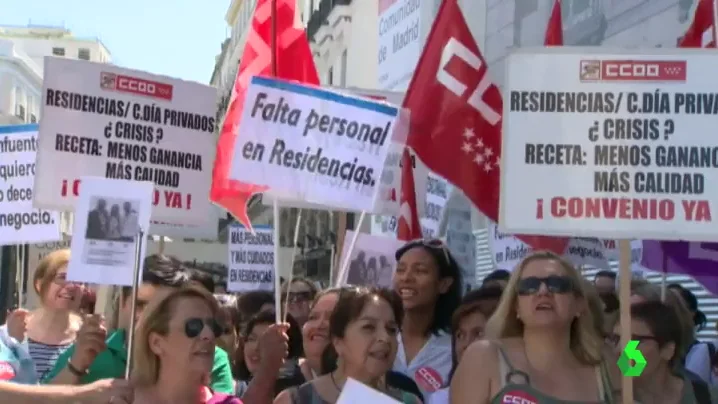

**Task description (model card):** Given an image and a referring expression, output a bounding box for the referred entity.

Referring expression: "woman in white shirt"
[392,239,463,401]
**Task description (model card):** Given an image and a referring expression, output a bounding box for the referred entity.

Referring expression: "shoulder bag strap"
[692,380,711,404]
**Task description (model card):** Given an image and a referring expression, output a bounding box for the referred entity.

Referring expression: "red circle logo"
[499,390,538,404]
[414,366,443,392]
[0,362,16,380]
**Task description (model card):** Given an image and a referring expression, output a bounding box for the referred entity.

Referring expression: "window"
[14,86,26,121]
[15,105,26,121]
[78,48,91,60]
[340,50,348,86]
[30,114,37,123]
[328,67,333,85]
[52,47,65,56]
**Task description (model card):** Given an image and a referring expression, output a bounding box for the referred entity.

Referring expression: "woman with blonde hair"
[131,285,242,404]
[451,251,620,404]
[1,249,84,380]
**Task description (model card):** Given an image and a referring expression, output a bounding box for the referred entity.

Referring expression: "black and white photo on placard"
[67,177,154,286]
[339,230,404,288]
[86,197,140,242]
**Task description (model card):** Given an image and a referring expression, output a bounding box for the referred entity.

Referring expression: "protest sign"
[261,86,430,217]
[372,173,451,238]
[336,378,402,404]
[227,224,274,292]
[444,196,476,289]
[67,177,153,286]
[500,48,718,241]
[0,125,61,244]
[33,58,217,232]
[230,76,403,213]
[488,222,643,271]
[338,230,404,287]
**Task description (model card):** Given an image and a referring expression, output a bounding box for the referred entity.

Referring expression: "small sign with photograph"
[67,177,153,286]
[338,230,404,287]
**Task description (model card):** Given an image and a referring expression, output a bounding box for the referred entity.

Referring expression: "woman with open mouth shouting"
[451,251,622,404]
[274,287,422,404]
[392,239,463,401]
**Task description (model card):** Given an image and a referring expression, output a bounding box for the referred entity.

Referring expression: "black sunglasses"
[517,275,573,296]
[286,291,313,303]
[184,317,222,339]
[606,333,658,347]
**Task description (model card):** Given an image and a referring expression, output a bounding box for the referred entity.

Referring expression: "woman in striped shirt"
[2,249,83,380]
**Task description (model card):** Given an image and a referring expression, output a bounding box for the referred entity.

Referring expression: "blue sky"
[2,0,230,84]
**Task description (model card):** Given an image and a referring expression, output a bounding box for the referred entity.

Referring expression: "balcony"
[306,0,352,41]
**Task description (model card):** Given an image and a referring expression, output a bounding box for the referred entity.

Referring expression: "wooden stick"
[618,239,633,404]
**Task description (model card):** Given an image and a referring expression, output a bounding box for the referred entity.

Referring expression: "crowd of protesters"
[0,240,716,403]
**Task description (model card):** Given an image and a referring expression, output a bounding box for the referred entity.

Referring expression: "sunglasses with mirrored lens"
[516,275,573,296]
[184,318,222,339]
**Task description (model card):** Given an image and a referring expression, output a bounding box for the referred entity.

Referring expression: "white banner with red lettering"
[500,48,716,241]
[33,58,217,234]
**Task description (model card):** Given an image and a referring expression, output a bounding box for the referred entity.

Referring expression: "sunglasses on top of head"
[516,275,574,296]
[403,238,451,265]
[184,317,223,339]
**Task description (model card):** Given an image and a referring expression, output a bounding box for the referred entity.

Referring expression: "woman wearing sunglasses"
[131,286,242,404]
[451,251,621,404]
[392,239,462,401]
[610,301,716,404]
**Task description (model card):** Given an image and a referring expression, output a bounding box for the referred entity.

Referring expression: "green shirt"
[41,329,234,394]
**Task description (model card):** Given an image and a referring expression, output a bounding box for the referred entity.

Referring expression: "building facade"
[0,25,111,72]
[0,25,111,125]
[0,39,42,124]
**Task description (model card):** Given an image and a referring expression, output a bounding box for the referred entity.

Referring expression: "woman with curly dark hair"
[235,311,303,398]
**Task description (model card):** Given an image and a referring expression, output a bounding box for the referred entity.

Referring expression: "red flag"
[680,0,716,48]
[210,0,320,230]
[397,148,422,241]
[544,0,563,46]
[402,0,567,254]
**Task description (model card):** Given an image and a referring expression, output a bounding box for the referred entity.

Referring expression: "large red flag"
[402,0,567,254]
[680,0,716,48]
[544,0,563,46]
[211,0,320,230]
[396,148,422,241]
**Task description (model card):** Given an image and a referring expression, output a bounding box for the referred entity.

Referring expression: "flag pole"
[713,0,718,45]
[270,0,282,324]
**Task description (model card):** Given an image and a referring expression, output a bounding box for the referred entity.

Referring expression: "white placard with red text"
[500,48,718,241]
[34,58,217,234]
